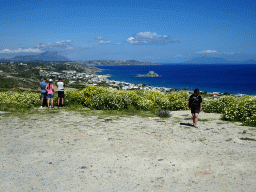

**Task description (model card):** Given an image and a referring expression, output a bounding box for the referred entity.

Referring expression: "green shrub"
[203,99,219,113]
[221,96,256,126]
[204,96,256,126]
[156,108,171,118]
[80,86,109,107]
[64,87,189,111]
[0,91,40,110]
[203,96,237,113]
[166,91,189,110]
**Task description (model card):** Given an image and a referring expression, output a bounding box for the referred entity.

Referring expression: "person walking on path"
[187,88,202,128]
[39,78,48,108]
[46,79,54,108]
[56,78,65,107]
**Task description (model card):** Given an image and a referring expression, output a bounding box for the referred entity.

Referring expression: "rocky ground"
[0,109,256,191]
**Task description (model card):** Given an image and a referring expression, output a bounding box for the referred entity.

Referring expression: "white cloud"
[35,40,74,52]
[56,40,71,44]
[1,40,91,54]
[197,50,238,56]
[0,48,42,53]
[127,37,138,44]
[0,49,12,53]
[116,43,123,45]
[197,50,217,54]
[95,36,104,40]
[35,40,91,52]
[99,40,111,44]
[127,32,178,45]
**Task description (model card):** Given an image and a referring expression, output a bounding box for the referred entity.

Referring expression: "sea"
[96,64,256,95]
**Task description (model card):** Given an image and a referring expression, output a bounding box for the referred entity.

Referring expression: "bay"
[96,64,256,95]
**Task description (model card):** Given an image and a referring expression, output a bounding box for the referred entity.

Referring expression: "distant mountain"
[0,51,70,62]
[182,57,256,64]
[182,56,234,64]
[81,60,160,66]
[241,59,256,64]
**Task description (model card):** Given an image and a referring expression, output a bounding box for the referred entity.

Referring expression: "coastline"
[95,65,256,96]
[95,73,250,97]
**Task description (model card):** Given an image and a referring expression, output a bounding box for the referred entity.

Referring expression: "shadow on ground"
[180,123,194,127]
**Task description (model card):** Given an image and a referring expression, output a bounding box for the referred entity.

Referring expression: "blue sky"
[0,0,255,63]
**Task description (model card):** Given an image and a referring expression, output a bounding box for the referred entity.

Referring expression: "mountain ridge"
[1,53,256,64]
[182,56,256,64]
[0,51,70,62]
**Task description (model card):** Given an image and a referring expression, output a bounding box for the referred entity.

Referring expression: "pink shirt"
[46,83,54,94]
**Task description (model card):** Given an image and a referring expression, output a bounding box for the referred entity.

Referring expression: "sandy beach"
[0,109,256,192]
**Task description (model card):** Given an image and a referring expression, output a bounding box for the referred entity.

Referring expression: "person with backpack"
[45,79,55,108]
[187,88,202,128]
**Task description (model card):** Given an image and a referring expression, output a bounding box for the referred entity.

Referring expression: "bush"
[0,91,40,110]
[221,96,256,126]
[166,91,189,110]
[203,96,236,113]
[156,108,171,118]
[204,96,256,126]
[60,87,189,111]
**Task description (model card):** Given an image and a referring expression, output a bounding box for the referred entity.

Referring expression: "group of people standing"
[39,78,65,108]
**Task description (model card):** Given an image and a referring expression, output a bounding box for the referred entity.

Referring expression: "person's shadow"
[180,123,194,127]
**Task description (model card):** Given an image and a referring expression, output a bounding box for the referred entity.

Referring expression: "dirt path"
[0,110,256,191]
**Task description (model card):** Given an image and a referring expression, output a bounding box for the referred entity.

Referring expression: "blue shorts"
[48,93,54,98]
[41,92,48,98]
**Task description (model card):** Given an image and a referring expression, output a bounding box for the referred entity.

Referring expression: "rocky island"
[137,71,159,77]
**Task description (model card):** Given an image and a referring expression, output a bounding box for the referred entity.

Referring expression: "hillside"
[1,51,70,62]
[80,60,160,66]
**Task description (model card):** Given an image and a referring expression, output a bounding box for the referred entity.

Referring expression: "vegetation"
[199,91,214,98]
[0,76,39,90]
[68,83,88,90]
[1,80,256,127]
[0,91,40,111]
[63,86,189,111]
[0,85,188,115]
[203,96,256,126]
[156,108,172,118]
[240,137,256,141]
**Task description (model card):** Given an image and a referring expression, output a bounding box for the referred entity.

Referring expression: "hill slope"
[1,51,70,62]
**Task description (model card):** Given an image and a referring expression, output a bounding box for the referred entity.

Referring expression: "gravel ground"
[0,110,256,192]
